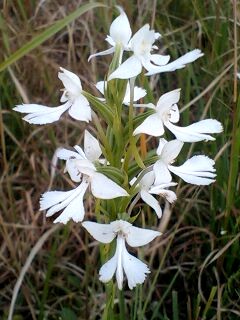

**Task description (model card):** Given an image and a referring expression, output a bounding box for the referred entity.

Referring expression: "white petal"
[130,24,155,54]
[95,81,105,95]
[14,103,70,125]
[60,91,68,103]
[68,95,92,122]
[130,24,150,47]
[184,119,223,134]
[133,113,164,137]
[116,236,124,290]
[149,186,177,203]
[56,148,78,160]
[122,244,150,290]
[126,226,161,247]
[123,82,146,104]
[109,6,132,46]
[53,184,87,223]
[168,155,216,185]
[126,225,161,247]
[160,139,184,163]
[146,49,204,75]
[169,104,180,123]
[133,86,147,101]
[88,47,115,61]
[150,54,170,66]
[165,119,223,142]
[153,160,172,185]
[40,189,76,211]
[99,252,118,283]
[84,130,102,162]
[14,104,53,113]
[140,55,161,73]
[105,35,115,46]
[156,89,181,114]
[74,159,96,176]
[108,55,142,80]
[156,138,168,155]
[82,221,116,243]
[90,172,128,199]
[58,67,82,94]
[110,220,132,234]
[140,190,162,218]
[74,145,87,159]
[40,181,89,219]
[156,138,168,156]
[65,159,82,182]
[133,103,155,109]
[56,147,84,160]
[139,171,155,189]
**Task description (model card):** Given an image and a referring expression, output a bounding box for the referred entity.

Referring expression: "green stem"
[103,282,115,320]
[119,289,126,319]
[92,111,114,164]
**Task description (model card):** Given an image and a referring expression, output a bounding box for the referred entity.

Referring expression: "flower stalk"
[13,5,222,318]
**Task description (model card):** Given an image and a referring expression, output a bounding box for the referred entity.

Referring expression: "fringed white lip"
[82,219,161,290]
[153,139,217,186]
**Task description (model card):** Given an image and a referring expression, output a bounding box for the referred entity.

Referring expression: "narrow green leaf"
[202,286,217,318]
[0,2,105,72]
[97,166,127,185]
[172,291,179,320]
[83,91,113,124]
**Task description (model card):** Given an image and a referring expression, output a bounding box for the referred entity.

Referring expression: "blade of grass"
[172,290,179,320]
[202,286,217,319]
[8,225,61,320]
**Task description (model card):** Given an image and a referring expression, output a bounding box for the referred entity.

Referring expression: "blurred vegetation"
[0,0,239,319]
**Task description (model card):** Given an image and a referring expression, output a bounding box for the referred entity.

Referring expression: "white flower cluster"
[14,7,222,290]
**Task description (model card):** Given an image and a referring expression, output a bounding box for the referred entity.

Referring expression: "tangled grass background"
[0,0,239,319]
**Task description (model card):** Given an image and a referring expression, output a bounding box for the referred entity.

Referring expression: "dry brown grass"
[0,0,239,319]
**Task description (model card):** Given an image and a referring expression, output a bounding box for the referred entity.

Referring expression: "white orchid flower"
[133,89,223,142]
[14,67,91,124]
[88,6,132,61]
[108,24,203,80]
[40,131,128,224]
[131,171,177,218]
[95,80,146,105]
[153,138,217,185]
[82,219,161,289]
